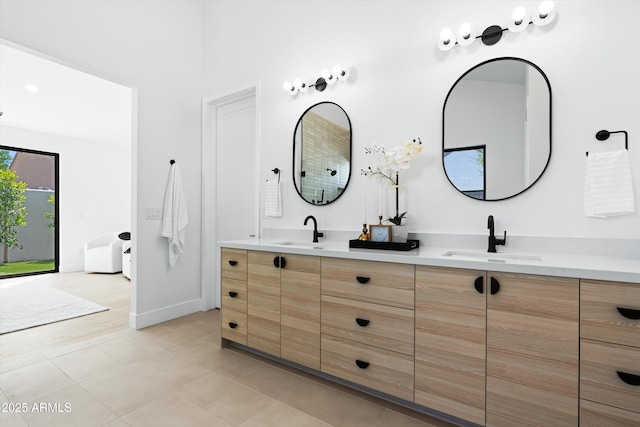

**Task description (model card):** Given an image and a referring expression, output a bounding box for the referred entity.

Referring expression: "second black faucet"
[487,215,507,253]
[304,215,324,243]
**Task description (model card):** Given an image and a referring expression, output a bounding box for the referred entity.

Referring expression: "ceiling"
[0,43,132,147]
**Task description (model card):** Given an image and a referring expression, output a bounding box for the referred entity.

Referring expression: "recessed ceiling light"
[24,84,39,92]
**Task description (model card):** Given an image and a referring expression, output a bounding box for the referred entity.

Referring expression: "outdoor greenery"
[0,260,55,275]
[0,168,28,263]
[45,194,56,228]
[0,149,13,170]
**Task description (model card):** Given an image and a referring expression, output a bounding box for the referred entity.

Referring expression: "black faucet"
[487,215,506,253]
[304,215,324,243]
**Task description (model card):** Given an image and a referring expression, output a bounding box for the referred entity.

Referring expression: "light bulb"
[323,68,336,85]
[293,78,302,89]
[459,23,471,39]
[439,28,453,44]
[512,7,526,25]
[438,28,457,51]
[509,7,530,32]
[283,81,293,92]
[539,1,554,18]
[24,84,39,92]
[334,65,349,81]
[533,0,556,26]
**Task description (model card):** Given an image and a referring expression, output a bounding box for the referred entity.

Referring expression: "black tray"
[348,239,420,251]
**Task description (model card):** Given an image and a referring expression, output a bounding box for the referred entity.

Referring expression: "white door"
[216,96,256,242]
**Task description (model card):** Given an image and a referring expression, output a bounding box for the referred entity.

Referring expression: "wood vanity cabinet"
[247,250,283,357]
[579,279,640,426]
[320,257,415,401]
[220,248,248,345]
[415,266,487,426]
[415,267,580,427]
[486,272,579,427]
[280,254,321,370]
[246,250,321,365]
[221,247,640,427]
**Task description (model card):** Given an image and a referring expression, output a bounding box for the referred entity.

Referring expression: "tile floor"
[0,272,456,427]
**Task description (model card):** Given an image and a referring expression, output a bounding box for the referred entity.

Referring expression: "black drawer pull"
[617,371,640,386]
[356,276,370,284]
[355,318,370,327]
[273,256,286,269]
[617,307,640,320]
[228,260,238,266]
[228,322,238,329]
[355,359,370,369]
[228,291,238,298]
[490,277,500,295]
[474,276,484,294]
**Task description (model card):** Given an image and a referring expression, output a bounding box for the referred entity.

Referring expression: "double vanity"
[219,237,640,427]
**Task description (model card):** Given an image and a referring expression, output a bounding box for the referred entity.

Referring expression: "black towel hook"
[170,159,175,165]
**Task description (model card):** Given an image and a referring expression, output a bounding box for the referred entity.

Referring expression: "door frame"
[201,82,260,309]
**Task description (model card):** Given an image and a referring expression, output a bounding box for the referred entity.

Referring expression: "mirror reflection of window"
[444,146,485,200]
[443,57,551,201]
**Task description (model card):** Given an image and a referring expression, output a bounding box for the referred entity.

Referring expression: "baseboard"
[129,298,202,329]
[59,264,84,273]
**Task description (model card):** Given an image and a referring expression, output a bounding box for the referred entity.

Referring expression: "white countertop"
[218,238,640,284]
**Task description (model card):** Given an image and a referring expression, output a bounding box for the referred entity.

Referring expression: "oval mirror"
[293,102,352,205]
[443,57,551,201]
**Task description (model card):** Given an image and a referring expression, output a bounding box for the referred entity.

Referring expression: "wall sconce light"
[283,65,349,96]
[438,1,556,51]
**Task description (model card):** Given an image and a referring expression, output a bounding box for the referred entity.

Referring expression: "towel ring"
[586,129,629,156]
[271,168,280,183]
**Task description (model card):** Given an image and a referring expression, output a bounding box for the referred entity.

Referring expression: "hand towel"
[264,180,282,217]
[584,149,635,217]
[162,163,189,267]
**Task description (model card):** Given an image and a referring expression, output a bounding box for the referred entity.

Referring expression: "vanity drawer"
[580,399,640,427]
[321,295,414,356]
[321,258,414,309]
[581,279,640,348]
[321,334,414,401]
[221,248,248,281]
[581,339,640,414]
[221,308,247,345]
[221,277,247,313]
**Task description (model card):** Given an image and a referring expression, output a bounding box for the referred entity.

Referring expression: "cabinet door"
[248,251,281,357]
[486,272,579,427]
[415,266,486,426]
[281,254,321,370]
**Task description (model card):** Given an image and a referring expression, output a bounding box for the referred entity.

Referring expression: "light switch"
[145,207,162,220]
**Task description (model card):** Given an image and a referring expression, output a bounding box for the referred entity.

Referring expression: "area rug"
[0,283,108,334]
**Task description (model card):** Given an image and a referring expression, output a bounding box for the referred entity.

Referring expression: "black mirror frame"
[442,56,552,201]
[292,101,352,206]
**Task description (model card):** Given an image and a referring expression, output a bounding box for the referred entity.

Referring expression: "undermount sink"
[272,241,324,249]
[442,250,542,263]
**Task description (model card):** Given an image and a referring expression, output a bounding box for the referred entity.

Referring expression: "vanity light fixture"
[438,0,556,51]
[283,65,349,96]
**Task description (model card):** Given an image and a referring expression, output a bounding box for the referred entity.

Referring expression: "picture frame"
[369,224,392,242]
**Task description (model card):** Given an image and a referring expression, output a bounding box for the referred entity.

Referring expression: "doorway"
[0,145,59,277]
[202,85,259,309]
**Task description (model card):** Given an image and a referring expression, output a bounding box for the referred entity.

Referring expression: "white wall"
[2,127,130,271]
[0,0,205,328]
[2,0,637,329]
[205,0,640,240]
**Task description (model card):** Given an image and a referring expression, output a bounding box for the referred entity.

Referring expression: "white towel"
[584,149,635,217]
[264,180,282,217]
[162,163,189,267]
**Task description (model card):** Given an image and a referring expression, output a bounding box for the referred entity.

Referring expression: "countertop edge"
[218,239,640,284]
